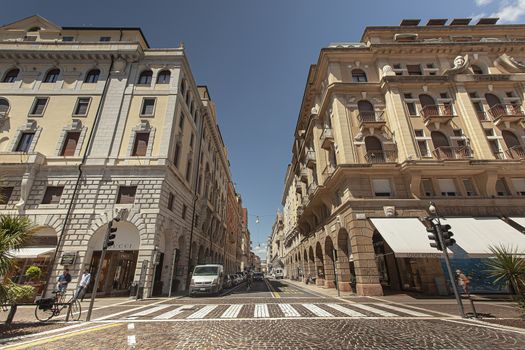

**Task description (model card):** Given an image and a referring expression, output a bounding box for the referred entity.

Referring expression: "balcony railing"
[364,150,397,163]
[420,104,456,126]
[305,150,316,169]
[358,111,385,129]
[488,104,525,125]
[433,146,473,160]
[505,145,525,160]
[320,128,334,150]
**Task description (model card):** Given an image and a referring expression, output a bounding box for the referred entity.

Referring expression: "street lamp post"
[428,202,465,318]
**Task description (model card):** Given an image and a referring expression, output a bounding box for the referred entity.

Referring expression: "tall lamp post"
[427,201,465,318]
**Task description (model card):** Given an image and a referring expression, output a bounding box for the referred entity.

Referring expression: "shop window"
[117,186,137,204]
[29,97,49,116]
[84,69,100,83]
[421,178,434,197]
[131,132,149,157]
[372,179,392,197]
[495,178,510,196]
[42,186,64,204]
[182,204,187,220]
[0,187,14,204]
[511,178,525,196]
[463,178,478,196]
[438,179,457,196]
[60,131,81,156]
[15,132,35,152]
[73,97,91,116]
[140,98,156,116]
[168,193,175,211]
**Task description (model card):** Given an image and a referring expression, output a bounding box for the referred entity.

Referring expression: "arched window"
[357,100,375,121]
[43,68,60,83]
[502,130,521,149]
[156,70,170,84]
[485,93,504,118]
[471,65,484,75]
[419,94,438,116]
[84,69,100,83]
[431,131,449,148]
[0,98,10,115]
[352,69,367,83]
[137,70,153,85]
[364,136,384,162]
[2,68,19,83]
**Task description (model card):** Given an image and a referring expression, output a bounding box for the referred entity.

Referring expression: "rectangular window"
[60,131,81,156]
[453,129,463,137]
[406,102,417,116]
[414,129,424,137]
[372,179,392,197]
[512,178,525,196]
[117,186,137,204]
[168,193,174,211]
[29,97,48,116]
[99,36,111,42]
[406,64,422,75]
[62,36,74,42]
[185,159,192,181]
[489,140,503,159]
[140,98,156,116]
[73,97,91,116]
[463,178,478,196]
[421,178,434,197]
[42,186,64,204]
[496,178,510,196]
[132,132,149,157]
[0,187,14,204]
[182,204,187,220]
[438,179,457,197]
[16,132,35,152]
[173,143,181,168]
[418,140,430,157]
[484,128,494,137]
[190,134,194,148]
[179,113,185,131]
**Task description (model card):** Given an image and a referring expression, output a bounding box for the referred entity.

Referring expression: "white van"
[273,268,284,279]
[189,264,224,296]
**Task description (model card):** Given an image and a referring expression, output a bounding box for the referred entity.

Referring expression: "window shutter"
[132,132,149,156]
[61,132,80,156]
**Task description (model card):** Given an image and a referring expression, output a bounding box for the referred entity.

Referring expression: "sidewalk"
[285,279,355,298]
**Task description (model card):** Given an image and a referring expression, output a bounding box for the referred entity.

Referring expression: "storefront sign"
[60,252,77,265]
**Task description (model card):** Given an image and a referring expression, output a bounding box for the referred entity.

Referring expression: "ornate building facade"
[0,15,243,297]
[281,18,525,296]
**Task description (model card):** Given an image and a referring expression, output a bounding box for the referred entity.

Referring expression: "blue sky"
[1,0,523,259]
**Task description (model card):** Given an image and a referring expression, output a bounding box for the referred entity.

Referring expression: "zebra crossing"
[119,302,439,321]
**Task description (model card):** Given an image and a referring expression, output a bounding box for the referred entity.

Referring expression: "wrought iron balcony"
[420,104,456,126]
[432,146,473,160]
[320,128,334,150]
[357,111,386,130]
[364,150,398,163]
[505,145,525,160]
[305,150,316,169]
[488,104,525,126]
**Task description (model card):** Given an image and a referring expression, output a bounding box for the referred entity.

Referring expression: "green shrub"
[7,283,36,303]
[24,265,42,282]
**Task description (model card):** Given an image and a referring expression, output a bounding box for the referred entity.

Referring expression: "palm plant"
[0,215,34,303]
[485,244,525,296]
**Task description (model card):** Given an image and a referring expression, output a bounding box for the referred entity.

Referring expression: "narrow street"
[2,278,524,349]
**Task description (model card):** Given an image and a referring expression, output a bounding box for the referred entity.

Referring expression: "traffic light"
[425,217,443,251]
[440,224,456,248]
[104,219,119,249]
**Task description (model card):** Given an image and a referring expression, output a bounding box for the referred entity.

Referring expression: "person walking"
[76,268,91,301]
[455,269,470,296]
[57,268,72,299]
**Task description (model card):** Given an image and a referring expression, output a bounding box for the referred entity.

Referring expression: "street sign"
[60,252,76,265]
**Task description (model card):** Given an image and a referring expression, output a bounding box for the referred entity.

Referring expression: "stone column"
[336,252,352,292]
[323,253,336,288]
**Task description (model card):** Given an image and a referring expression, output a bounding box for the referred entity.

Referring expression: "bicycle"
[34,291,81,322]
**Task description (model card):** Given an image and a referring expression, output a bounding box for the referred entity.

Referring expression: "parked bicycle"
[34,291,81,322]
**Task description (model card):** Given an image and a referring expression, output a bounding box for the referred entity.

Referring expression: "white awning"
[370,218,448,258]
[440,217,525,257]
[8,247,55,259]
[509,217,525,229]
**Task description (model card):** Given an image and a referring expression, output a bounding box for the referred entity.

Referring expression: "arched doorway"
[324,236,336,288]
[315,242,325,286]
[87,221,140,296]
[365,135,384,163]
[337,229,355,292]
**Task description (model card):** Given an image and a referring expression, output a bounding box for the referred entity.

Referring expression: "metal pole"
[435,220,465,318]
[332,249,340,297]
[168,249,177,298]
[85,228,109,321]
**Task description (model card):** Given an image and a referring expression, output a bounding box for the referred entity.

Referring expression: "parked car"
[189,264,224,296]
[253,272,264,281]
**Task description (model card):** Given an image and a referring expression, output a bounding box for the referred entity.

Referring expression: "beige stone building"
[0,15,242,297]
[280,18,525,296]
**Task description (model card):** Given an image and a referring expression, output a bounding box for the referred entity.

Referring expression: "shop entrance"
[88,250,138,296]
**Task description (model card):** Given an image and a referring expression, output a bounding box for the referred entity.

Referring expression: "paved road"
[2,278,525,349]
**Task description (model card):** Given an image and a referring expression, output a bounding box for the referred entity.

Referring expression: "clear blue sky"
[1,0,520,259]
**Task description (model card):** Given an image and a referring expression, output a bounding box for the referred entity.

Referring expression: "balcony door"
[431,131,451,158]
[365,135,384,162]
[358,100,374,121]
[419,94,437,116]
[485,93,504,118]
[502,130,520,149]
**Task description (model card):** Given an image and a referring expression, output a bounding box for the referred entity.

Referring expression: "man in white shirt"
[76,268,91,301]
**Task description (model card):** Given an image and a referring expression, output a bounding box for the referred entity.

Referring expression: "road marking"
[128,304,171,317]
[376,303,430,317]
[221,304,243,318]
[325,303,366,317]
[351,304,397,317]
[154,305,195,320]
[264,279,280,298]
[127,323,135,330]
[254,304,269,318]
[302,304,334,317]
[187,305,218,319]
[127,335,136,347]
[1,323,123,350]
[278,303,301,317]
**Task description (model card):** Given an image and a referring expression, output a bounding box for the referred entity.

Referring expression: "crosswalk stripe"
[187,305,218,319]
[302,304,334,317]
[154,305,195,320]
[375,303,430,317]
[254,304,269,318]
[351,304,398,317]
[128,304,171,317]
[325,303,366,317]
[278,304,301,317]
[221,304,243,318]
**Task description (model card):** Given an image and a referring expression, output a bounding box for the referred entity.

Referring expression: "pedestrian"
[57,268,72,297]
[76,268,91,301]
[455,269,470,296]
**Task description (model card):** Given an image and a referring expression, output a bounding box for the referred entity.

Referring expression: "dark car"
[253,272,264,281]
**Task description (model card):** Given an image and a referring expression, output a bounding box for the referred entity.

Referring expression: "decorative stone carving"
[382,65,395,77]
[383,206,395,217]
[442,55,469,75]
[111,56,127,74]
[494,53,525,73]
[310,106,318,115]
[354,132,364,141]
